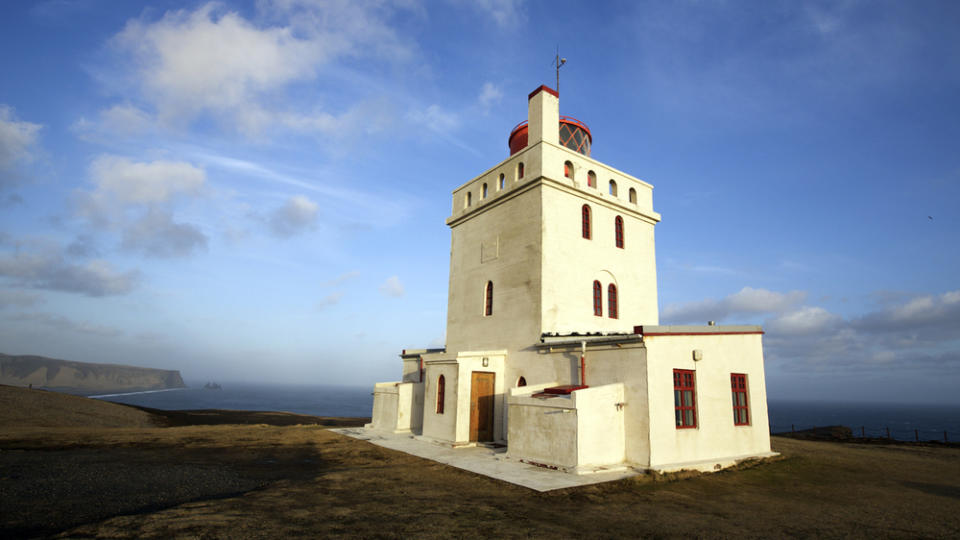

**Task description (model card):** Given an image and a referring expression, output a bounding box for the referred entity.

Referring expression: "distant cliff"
[0,353,186,394]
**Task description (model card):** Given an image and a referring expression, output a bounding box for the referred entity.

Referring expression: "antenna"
[553,46,566,94]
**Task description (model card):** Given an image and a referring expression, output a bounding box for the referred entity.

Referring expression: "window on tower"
[593,280,602,316]
[608,284,618,319]
[499,173,505,190]
[609,180,618,197]
[436,374,445,414]
[564,161,573,179]
[484,281,493,316]
[582,204,591,239]
[518,162,525,179]
[587,170,596,188]
[482,183,488,199]
[629,187,637,204]
[615,216,624,248]
[466,191,472,207]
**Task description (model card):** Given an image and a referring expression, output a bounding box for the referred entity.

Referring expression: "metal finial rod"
[554,47,566,94]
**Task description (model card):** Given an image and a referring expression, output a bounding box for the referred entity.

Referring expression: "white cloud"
[120,208,208,258]
[478,82,503,110]
[450,0,525,28]
[319,270,360,288]
[0,247,139,297]
[108,2,414,136]
[316,291,343,310]
[379,275,405,298]
[766,306,842,336]
[0,105,41,182]
[87,154,205,205]
[662,286,806,323]
[7,312,123,338]
[407,104,460,133]
[0,289,43,310]
[267,195,319,237]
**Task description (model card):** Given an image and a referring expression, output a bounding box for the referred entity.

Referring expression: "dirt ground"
[2,385,959,538]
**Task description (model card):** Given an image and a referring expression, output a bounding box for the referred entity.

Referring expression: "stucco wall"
[421,362,458,442]
[506,383,626,471]
[644,333,772,469]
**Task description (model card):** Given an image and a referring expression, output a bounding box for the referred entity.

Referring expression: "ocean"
[92,383,960,443]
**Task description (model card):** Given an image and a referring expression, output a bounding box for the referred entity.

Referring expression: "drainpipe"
[580,341,587,386]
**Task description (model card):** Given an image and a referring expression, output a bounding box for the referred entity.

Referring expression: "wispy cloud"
[0,241,139,297]
[266,195,319,238]
[379,275,405,298]
[662,286,806,323]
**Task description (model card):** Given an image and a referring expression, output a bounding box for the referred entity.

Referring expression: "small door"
[469,371,495,442]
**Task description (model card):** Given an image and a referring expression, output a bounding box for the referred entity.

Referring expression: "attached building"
[368,86,774,473]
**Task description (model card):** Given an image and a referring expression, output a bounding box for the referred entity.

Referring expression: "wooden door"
[469,372,495,442]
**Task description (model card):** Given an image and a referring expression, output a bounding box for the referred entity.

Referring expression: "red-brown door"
[469,372,495,442]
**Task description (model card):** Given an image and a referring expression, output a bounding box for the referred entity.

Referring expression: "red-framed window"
[587,170,596,188]
[608,284,618,319]
[484,281,493,316]
[436,374,445,414]
[673,369,697,428]
[615,216,624,248]
[593,280,602,316]
[564,161,573,178]
[731,373,749,425]
[518,162,524,179]
[582,204,591,239]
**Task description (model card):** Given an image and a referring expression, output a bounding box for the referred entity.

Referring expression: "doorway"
[469,371,495,442]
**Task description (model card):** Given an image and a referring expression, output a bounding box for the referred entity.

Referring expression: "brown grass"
[2,385,959,538]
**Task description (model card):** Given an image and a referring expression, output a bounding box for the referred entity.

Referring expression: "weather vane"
[553,47,566,94]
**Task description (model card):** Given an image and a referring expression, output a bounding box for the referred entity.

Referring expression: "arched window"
[587,170,596,188]
[629,188,637,204]
[593,280,603,316]
[498,173,505,190]
[581,204,591,239]
[436,375,445,414]
[615,216,624,249]
[608,284,618,319]
[564,161,573,179]
[482,183,488,199]
[609,180,618,197]
[518,162,525,179]
[484,281,493,316]
[517,376,527,387]
[466,191,472,207]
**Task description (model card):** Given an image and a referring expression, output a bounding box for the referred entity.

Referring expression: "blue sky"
[1,0,958,403]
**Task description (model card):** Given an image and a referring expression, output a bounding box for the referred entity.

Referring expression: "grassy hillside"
[0,353,185,393]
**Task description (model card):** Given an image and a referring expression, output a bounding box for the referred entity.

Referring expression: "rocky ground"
[2,384,959,538]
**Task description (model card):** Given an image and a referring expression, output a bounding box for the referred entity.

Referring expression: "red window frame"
[582,204,591,239]
[593,280,602,316]
[436,374,445,414]
[673,369,697,428]
[608,284,618,319]
[564,161,572,178]
[615,216,624,248]
[484,281,493,316]
[731,373,749,425]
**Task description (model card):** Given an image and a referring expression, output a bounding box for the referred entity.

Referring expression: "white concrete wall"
[644,333,772,470]
[366,381,423,434]
[421,361,459,442]
[506,383,626,472]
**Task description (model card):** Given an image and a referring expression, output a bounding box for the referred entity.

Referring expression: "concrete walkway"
[331,427,641,492]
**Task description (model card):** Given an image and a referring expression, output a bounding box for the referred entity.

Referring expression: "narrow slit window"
[593,280,602,317]
[436,375,445,414]
[499,173,505,190]
[482,183,488,199]
[629,187,637,204]
[674,369,697,428]
[731,373,750,425]
[609,180,618,197]
[582,204,591,239]
[518,162,525,179]
[608,284,618,319]
[466,192,472,207]
[587,170,596,188]
[484,281,493,316]
[615,216,624,248]
[564,161,573,179]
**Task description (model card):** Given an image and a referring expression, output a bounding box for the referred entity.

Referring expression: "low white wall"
[506,383,625,472]
[366,381,423,434]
